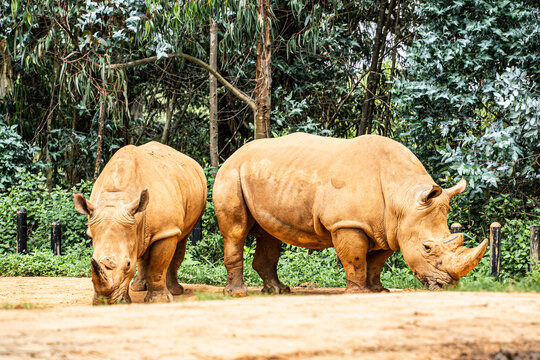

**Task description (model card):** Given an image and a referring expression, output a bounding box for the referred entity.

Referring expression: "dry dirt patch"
[0,277,539,360]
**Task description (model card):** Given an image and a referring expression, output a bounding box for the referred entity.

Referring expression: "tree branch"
[109,53,257,113]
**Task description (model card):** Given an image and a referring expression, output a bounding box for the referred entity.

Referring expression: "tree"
[393,0,539,200]
[209,19,219,168]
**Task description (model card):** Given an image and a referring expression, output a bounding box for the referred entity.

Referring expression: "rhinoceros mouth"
[93,288,131,305]
[423,275,456,290]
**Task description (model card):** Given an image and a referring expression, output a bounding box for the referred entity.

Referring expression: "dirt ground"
[0,277,539,360]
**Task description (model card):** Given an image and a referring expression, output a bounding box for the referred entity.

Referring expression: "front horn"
[445,178,467,199]
[91,258,111,288]
[448,239,488,279]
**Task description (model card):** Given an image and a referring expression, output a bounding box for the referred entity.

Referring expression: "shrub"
[0,171,91,254]
[0,121,41,191]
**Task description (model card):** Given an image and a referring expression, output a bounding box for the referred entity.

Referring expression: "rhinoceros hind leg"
[144,236,177,303]
[223,233,249,297]
[223,233,250,297]
[131,254,149,292]
[215,170,255,297]
[166,239,188,296]
[252,228,290,294]
[366,249,394,292]
[332,228,372,293]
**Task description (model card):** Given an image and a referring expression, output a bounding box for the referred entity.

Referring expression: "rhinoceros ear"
[73,193,95,215]
[419,185,443,203]
[126,189,150,216]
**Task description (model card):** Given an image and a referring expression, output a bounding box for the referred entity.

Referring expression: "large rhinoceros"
[213,133,487,295]
[74,142,206,304]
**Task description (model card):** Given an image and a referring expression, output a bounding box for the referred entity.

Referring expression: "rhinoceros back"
[92,141,206,241]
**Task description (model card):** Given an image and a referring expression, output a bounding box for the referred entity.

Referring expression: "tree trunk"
[0,39,13,98]
[161,91,177,144]
[383,0,400,136]
[254,0,272,140]
[359,0,388,135]
[209,19,219,168]
[93,90,106,180]
[45,59,60,191]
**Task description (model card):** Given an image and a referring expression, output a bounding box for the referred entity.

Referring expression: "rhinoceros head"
[73,190,149,304]
[397,178,488,290]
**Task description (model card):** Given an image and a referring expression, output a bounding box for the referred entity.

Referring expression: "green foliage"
[0,248,91,277]
[0,121,41,190]
[0,171,91,254]
[449,193,540,278]
[448,270,540,292]
[393,0,539,199]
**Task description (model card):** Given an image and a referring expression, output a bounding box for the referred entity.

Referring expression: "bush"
[0,248,91,277]
[0,171,92,254]
[0,121,42,191]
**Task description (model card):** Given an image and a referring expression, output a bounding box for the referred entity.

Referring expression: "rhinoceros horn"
[445,178,467,199]
[448,238,489,279]
[91,257,111,288]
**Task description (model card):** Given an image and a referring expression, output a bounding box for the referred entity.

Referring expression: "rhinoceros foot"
[145,290,173,303]
[344,286,373,294]
[369,284,390,293]
[224,285,248,297]
[262,283,291,294]
[167,282,184,296]
[130,280,147,292]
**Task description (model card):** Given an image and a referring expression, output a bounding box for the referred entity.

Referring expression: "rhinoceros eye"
[423,242,432,252]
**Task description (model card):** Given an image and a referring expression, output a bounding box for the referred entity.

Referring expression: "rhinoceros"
[213,133,488,295]
[74,142,206,304]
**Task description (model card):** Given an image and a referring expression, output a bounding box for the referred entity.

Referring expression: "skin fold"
[213,133,487,296]
[74,142,206,304]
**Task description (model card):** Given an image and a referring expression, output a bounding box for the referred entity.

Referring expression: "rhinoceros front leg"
[144,236,177,303]
[131,253,149,292]
[252,230,290,294]
[332,228,372,293]
[366,249,394,292]
[166,239,187,296]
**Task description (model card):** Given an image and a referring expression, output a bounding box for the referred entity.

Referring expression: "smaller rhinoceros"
[74,142,206,304]
[213,133,488,296]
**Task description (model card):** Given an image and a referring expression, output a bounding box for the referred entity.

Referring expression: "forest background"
[0,0,538,290]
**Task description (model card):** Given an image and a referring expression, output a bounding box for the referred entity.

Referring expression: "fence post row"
[16,208,28,254]
[490,222,501,279]
[450,223,462,234]
[51,221,62,256]
[11,209,540,275]
[531,225,540,272]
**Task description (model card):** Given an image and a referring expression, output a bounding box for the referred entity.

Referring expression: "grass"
[1,302,44,310]
[1,247,538,293]
[449,271,540,292]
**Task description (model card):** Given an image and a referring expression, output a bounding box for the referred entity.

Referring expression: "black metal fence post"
[490,222,501,279]
[530,225,540,272]
[191,219,202,246]
[16,208,28,254]
[51,221,62,256]
[450,223,462,234]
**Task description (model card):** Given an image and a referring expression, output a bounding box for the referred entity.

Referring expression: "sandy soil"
[0,277,539,360]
